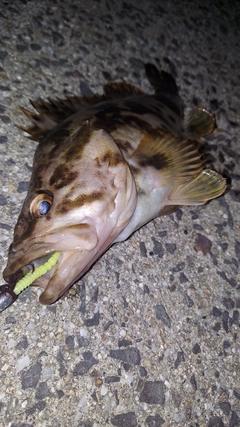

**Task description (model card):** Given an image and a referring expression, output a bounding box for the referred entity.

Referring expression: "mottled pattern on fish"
[2,64,226,306]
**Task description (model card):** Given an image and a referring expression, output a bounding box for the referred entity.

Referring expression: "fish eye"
[38,200,51,215]
[30,193,53,218]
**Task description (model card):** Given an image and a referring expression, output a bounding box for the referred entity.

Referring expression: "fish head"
[3,122,137,304]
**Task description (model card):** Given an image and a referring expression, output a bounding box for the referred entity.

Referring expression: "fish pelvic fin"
[183,108,215,139]
[168,169,226,205]
[145,63,179,95]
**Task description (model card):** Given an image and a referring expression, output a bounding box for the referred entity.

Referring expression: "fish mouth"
[3,224,99,305]
[3,250,81,305]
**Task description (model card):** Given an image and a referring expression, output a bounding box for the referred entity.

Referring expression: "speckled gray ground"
[0,1,239,426]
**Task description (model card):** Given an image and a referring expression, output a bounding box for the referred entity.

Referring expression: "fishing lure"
[0,252,61,311]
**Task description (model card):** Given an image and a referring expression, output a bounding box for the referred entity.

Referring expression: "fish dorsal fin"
[183,108,215,139]
[145,63,179,95]
[18,93,108,142]
[18,106,58,142]
[104,82,145,99]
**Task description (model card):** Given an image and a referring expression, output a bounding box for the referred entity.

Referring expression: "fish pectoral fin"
[168,169,226,205]
[104,82,145,98]
[183,108,215,139]
[144,63,179,95]
[132,132,204,186]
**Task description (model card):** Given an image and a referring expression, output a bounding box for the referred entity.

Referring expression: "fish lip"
[3,250,60,286]
[3,248,91,305]
[3,223,98,284]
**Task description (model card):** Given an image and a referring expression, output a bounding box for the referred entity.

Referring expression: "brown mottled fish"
[0,64,226,311]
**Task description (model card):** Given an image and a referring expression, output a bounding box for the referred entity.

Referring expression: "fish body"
[1,64,226,307]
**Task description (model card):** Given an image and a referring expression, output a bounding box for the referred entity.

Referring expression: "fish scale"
[0,63,226,311]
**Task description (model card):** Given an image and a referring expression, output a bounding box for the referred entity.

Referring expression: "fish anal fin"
[104,82,145,99]
[145,63,179,95]
[184,108,215,139]
[168,169,226,206]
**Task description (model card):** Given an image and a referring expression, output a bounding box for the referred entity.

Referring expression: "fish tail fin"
[168,169,226,205]
[145,63,179,95]
[183,108,215,139]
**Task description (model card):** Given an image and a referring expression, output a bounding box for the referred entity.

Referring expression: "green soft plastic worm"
[14,251,61,295]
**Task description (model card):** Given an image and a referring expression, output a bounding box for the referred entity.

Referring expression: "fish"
[0,63,226,311]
